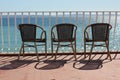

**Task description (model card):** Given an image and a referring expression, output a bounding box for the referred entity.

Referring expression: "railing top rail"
[0,11,120,13]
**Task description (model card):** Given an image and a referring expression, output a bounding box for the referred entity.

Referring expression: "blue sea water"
[0,15,120,53]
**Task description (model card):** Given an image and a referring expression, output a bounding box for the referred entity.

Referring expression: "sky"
[0,0,120,12]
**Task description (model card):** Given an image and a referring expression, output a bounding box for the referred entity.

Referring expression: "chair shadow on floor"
[0,60,36,70]
[35,60,67,70]
[73,54,105,70]
[73,59,103,70]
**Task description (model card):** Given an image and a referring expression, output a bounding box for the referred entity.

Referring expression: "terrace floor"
[0,54,120,80]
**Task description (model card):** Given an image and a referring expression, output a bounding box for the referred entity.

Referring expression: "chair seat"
[52,38,75,42]
[35,38,46,42]
[85,38,107,42]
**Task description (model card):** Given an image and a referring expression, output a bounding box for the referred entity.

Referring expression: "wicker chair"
[18,24,47,61]
[51,23,77,60]
[84,23,112,61]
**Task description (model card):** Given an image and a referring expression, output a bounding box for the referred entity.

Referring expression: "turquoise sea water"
[0,15,120,53]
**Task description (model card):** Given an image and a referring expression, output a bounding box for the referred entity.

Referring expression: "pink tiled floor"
[0,54,120,80]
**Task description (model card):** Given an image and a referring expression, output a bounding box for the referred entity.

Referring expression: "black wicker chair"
[84,23,112,61]
[18,24,47,61]
[51,23,77,60]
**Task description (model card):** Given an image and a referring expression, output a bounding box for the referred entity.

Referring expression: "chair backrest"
[18,24,37,42]
[52,23,77,42]
[90,23,112,41]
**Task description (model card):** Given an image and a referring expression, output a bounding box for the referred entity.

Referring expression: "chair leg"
[105,42,112,61]
[18,43,24,60]
[84,41,86,58]
[34,42,39,61]
[51,41,54,57]
[71,42,77,61]
[89,42,94,60]
[45,42,47,58]
[22,42,25,57]
[74,41,77,61]
[54,43,60,60]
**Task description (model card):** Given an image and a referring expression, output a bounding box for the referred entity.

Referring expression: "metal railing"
[0,11,120,54]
